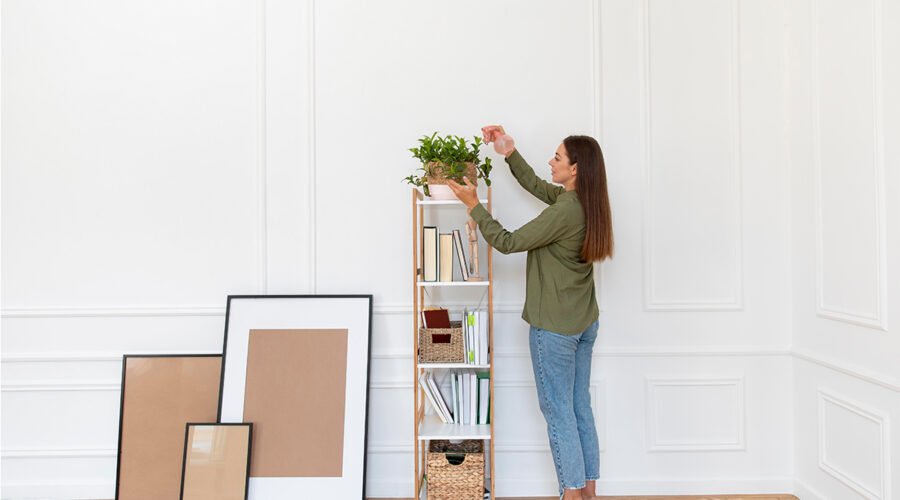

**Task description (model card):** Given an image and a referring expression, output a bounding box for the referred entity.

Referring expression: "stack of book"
[422,226,473,282]
[419,371,490,425]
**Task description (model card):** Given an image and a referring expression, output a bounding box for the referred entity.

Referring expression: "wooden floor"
[373,496,799,500]
[100,495,798,500]
[498,496,798,500]
[98,495,798,500]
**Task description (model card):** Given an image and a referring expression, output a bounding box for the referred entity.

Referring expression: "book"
[439,233,453,282]
[470,311,477,365]
[457,372,464,424]
[450,373,459,424]
[477,372,490,425]
[469,372,477,425]
[473,311,480,365]
[466,310,476,364]
[427,373,453,423]
[422,308,450,329]
[479,311,485,365]
[462,372,470,425]
[453,229,469,281]
[423,226,437,282]
[478,310,488,365]
[418,373,450,423]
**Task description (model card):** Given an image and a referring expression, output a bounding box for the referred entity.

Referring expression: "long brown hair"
[563,135,614,262]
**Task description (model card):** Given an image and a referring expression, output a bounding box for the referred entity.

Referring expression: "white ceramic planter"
[427,184,457,200]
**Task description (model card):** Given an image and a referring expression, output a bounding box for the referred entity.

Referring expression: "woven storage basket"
[427,440,484,500]
[425,161,479,186]
[418,321,465,363]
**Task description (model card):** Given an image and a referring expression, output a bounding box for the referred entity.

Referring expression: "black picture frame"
[180,422,253,500]
[217,295,373,500]
[114,354,222,500]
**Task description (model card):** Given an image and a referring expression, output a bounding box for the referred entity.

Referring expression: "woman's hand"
[481,125,515,157]
[481,125,505,143]
[445,177,479,209]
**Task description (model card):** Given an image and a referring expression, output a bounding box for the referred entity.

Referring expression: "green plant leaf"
[406,130,493,191]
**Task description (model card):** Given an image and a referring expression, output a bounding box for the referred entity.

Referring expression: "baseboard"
[366,479,413,499]
[5,477,798,499]
[793,478,826,500]
[0,480,113,500]
[365,477,796,498]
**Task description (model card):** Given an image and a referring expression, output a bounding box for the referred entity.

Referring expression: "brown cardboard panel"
[182,424,251,500]
[118,356,221,500]
[243,329,348,477]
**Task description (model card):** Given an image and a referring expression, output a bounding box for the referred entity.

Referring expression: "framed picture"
[115,355,222,500]
[217,295,373,500]
[180,423,252,500]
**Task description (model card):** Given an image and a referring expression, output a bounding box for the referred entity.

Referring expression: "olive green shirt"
[469,149,599,335]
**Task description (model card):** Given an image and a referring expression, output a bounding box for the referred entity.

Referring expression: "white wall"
[786,0,900,498]
[3,0,800,498]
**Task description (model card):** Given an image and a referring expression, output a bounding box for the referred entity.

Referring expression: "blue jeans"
[529,320,600,497]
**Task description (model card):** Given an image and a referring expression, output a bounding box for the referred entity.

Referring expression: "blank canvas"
[243,329,348,477]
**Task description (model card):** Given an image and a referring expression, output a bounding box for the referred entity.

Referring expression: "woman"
[446,125,614,500]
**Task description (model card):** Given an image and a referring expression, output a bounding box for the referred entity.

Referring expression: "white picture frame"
[217,295,373,500]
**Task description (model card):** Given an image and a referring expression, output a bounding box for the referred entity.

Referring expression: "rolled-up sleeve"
[469,202,571,254]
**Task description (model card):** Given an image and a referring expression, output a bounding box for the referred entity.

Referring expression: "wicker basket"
[418,321,465,363]
[425,161,479,186]
[427,440,484,500]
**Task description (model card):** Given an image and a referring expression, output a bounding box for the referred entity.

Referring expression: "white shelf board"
[417,199,488,206]
[418,414,491,440]
[418,281,489,287]
[419,363,491,369]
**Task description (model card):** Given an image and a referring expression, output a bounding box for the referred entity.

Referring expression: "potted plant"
[403,132,493,199]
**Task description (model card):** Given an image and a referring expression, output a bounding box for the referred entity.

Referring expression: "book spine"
[470,373,477,425]
[453,229,469,280]
[423,226,437,282]
[419,374,447,423]
[466,311,477,364]
[428,373,452,423]
[439,233,453,282]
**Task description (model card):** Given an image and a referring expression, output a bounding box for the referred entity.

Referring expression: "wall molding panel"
[590,0,606,313]
[1,351,220,364]
[817,387,891,499]
[367,379,605,454]
[811,0,888,331]
[10,0,881,497]
[1,346,793,367]
[645,375,746,452]
[0,301,523,318]
[0,306,225,318]
[255,0,269,294]
[1,382,120,393]
[306,0,318,294]
[6,350,896,395]
[641,0,744,311]
[793,348,900,393]
[1,448,116,459]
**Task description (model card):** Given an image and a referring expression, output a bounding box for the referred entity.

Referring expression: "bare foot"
[583,479,599,499]
[561,489,584,500]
